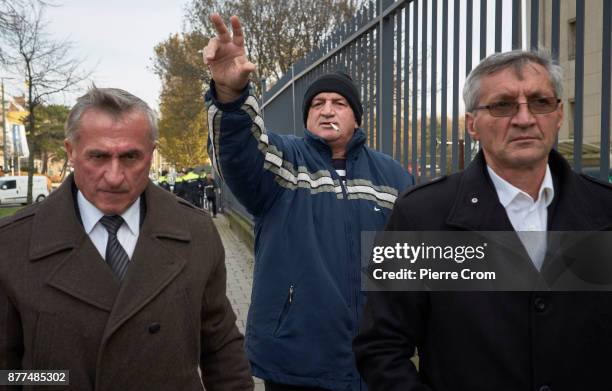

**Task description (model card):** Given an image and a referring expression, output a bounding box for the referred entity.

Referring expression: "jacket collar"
[304,127,367,159]
[446,150,513,231]
[28,175,87,261]
[28,175,190,261]
[545,150,611,230]
[446,149,610,231]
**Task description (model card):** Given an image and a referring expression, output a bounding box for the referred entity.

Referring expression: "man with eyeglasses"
[354,50,612,390]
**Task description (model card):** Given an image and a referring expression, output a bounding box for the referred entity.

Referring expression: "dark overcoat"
[0,177,253,391]
[354,150,612,391]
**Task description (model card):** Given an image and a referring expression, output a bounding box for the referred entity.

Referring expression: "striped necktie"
[99,215,130,280]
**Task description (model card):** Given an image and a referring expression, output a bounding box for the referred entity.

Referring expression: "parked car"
[0,175,50,205]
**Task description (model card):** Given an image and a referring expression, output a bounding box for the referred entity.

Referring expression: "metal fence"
[259,0,611,181]
[223,0,612,221]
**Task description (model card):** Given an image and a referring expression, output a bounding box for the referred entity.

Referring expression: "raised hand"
[203,14,256,103]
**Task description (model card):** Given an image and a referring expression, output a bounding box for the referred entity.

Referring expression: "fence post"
[573,0,585,171]
[601,0,611,180]
[291,65,297,136]
[464,0,473,168]
[379,0,395,155]
[420,0,429,180]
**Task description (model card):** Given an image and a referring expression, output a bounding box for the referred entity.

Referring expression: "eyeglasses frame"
[473,97,561,117]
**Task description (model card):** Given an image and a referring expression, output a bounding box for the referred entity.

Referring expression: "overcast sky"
[2,0,523,115]
[23,0,190,111]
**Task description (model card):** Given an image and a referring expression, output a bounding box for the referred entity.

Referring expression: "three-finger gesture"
[203,14,256,102]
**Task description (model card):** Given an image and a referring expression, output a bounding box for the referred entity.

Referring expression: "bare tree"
[0,1,56,35]
[0,0,89,203]
[186,0,359,93]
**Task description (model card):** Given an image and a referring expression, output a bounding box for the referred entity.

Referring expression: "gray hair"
[65,86,158,143]
[463,49,564,112]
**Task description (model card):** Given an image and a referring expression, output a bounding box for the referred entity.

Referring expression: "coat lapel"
[46,235,120,311]
[446,151,529,254]
[446,151,514,232]
[101,183,191,340]
[540,150,612,284]
[547,150,612,231]
[445,152,541,287]
[31,176,119,311]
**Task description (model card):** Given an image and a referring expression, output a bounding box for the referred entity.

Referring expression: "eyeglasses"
[474,97,561,117]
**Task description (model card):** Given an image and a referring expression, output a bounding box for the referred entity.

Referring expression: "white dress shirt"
[77,191,140,261]
[487,165,554,270]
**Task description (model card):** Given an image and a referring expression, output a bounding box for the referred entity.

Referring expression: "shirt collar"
[487,164,554,208]
[77,191,140,235]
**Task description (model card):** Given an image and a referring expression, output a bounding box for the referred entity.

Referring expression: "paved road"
[212,214,264,391]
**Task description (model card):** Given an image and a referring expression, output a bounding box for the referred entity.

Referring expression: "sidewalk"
[212,214,264,391]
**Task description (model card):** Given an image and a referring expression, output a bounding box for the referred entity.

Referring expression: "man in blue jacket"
[203,14,413,391]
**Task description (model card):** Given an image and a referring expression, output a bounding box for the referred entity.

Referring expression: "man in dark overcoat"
[0,87,253,390]
[354,50,612,390]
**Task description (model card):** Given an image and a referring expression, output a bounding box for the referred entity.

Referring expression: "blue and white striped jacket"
[206,82,414,390]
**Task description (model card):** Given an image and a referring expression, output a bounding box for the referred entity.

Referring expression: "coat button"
[148,322,161,334]
[534,297,547,313]
[539,386,552,391]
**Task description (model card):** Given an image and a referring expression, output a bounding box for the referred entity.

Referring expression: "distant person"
[182,167,202,207]
[197,171,206,208]
[353,50,612,391]
[204,173,218,218]
[173,168,186,199]
[203,14,413,390]
[0,86,253,390]
[158,169,171,191]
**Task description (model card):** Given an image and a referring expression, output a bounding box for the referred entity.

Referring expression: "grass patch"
[0,207,22,219]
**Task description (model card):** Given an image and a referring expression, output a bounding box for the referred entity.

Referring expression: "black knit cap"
[302,72,363,126]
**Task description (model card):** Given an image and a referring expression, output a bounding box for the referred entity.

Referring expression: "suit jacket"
[0,176,253,391]
[353,150,612,391]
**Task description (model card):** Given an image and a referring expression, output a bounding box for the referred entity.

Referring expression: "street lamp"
[1,77,15,173]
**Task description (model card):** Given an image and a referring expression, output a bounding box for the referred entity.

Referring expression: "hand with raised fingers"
[203,13,256,103]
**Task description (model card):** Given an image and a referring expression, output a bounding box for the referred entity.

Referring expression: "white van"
[0,176,50,205]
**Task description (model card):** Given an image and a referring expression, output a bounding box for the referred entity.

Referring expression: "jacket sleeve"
[353,205,431,391]
[206,81,287,217]
[199,226,253,391]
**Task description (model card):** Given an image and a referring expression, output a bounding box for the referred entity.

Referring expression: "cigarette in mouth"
[331,123,340,132]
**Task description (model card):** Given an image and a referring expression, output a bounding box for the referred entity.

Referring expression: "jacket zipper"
[344,158,360,336]
[330,159,355,322]
[274,284,294,336]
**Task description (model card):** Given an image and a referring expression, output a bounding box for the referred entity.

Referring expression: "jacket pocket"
[273,285,294,337]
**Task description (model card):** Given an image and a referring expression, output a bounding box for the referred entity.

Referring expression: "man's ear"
[556,101,564,131]
[64,139,74,163]
[465,112,480,141]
